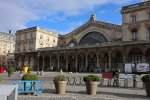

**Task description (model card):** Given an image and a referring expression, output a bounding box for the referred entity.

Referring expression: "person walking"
[113,70,119,87]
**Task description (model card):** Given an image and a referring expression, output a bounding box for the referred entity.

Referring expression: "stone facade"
[0,32,15,66]
[15,1,150,72]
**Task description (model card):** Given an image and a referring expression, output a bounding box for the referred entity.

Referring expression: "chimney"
[9,30,11,34]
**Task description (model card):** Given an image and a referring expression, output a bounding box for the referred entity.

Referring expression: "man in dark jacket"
[113,70,119,87]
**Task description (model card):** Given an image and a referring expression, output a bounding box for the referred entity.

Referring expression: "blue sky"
[0,0,143,34]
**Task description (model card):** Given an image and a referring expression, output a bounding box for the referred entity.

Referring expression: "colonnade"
[15,46,150,73]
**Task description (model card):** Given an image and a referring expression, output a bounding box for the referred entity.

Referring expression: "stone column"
[75,57,78,72]
[57,56,60,71]
[96,55,99,68]
[142,55,145,63]
[123,55,126,64]
[66,56,68,71]
[49,56,52,70]
[85,55,88,72]
[41,56,44,75]
[108,53,111,71]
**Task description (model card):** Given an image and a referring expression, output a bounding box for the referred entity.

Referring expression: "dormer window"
[131,28,138,40]
[53,39,55,43]
[24,34,27,39]
[47,37,49,41]
[18,35,21,40]
[30,34,33,39]
[131,15,136,22]
[40,35,43,39]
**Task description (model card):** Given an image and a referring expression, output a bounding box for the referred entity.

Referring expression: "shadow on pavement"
[97,91,148,99]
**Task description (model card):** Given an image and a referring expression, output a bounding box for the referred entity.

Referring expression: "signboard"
[136,63,150,73]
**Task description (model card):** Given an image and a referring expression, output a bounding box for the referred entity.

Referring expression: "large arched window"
[79,31,108,45]
[131,28,138,40]
[128,48,142,65]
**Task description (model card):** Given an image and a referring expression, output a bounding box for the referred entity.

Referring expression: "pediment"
[66,21,122,37]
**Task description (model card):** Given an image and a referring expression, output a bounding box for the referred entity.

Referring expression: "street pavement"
[0,72,149,100]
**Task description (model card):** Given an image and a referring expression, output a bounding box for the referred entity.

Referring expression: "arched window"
[79,31,108,45]
[131,15,136,22]
[128,48,142,65]
[131,28,138,40]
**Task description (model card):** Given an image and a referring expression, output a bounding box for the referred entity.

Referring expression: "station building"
[15,1,150,72]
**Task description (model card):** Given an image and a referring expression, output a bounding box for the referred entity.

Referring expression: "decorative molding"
[128,22,140,30]
[67,21,121,38]
[121,2,150,14]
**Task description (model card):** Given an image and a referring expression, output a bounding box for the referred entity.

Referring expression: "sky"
[0,0,144,35]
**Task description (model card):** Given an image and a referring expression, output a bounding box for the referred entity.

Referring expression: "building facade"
[0,31,15,66]
[15,1,150,72]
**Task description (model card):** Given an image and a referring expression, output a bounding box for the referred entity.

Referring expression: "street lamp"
[6,54,9,67]
[37,52,40,75]
[20,53,24,75]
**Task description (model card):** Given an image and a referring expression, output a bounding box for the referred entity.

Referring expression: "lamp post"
[20,53,24,75]
[6,54,9,67]
[37,52,40,75]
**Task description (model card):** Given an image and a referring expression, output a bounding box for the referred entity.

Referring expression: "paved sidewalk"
[17,86,149,100]
[0,72,149,100]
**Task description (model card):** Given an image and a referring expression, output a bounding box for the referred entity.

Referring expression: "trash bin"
[0,67,4,73]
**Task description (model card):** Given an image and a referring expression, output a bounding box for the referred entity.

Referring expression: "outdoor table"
[0,85,18,100]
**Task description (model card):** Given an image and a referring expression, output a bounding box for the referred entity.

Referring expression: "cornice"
[66,21,122,37]
[16,26,59,37]
[16,27,37,34]
[121,2,150,14]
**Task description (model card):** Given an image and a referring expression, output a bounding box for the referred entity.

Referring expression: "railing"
[67,74,144,88]
[67,77,84,85]
[14,80,44,96]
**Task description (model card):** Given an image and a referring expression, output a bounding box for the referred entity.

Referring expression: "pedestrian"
[113,70,119,87]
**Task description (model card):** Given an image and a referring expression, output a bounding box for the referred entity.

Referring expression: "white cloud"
[48,21,84,34]
[0,0,144,33]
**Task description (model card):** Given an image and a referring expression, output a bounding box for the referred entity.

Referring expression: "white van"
[136,63,150,73]
[124,63,135,73]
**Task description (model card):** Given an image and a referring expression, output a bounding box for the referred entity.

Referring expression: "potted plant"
[22,73,39,92]
[141,74,150,97]
[27,67,32,74]
[6,66,15,77]
[0,76,2,83]
[83,75,100,95]
[53,74,67,94]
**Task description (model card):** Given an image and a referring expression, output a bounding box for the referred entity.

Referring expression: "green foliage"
[141,74,150,82]
[54,75,66,82]
[27,67,32,73]
[17,66,22,71]
[83,75,100,82]
[0,76,2,82]
[22,73,39,80]
[115,72,119,79]
[6,66,15,74]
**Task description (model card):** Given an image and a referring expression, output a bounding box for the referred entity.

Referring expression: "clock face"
[69,42,75,47]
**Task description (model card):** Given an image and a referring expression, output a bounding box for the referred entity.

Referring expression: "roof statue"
[89,14,96,22]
